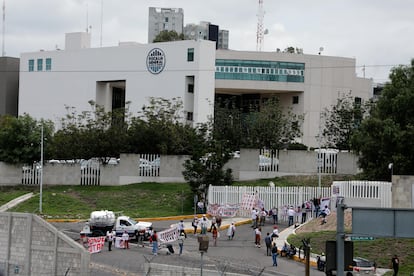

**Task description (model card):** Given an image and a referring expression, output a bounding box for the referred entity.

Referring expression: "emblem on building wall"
[146,48,166,74]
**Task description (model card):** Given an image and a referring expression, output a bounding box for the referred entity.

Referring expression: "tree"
[321,93,369,150]
[126,97,195,154]
[0,114,54,164]
[50,101,129,164]
[182,120,234,200]
[153,30,184,43]
[243,97,303,151]
[351,59,414,180]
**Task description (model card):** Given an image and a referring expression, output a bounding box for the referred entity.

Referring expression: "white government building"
[19,32,372,148]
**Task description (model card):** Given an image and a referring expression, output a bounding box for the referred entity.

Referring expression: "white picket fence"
[207,181,393,218]
[207,185,331,219]
[331,180,392,208]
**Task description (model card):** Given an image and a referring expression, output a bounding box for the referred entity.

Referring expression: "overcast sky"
[2,0,413,83]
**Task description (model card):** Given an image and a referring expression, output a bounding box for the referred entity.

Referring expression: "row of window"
[215,66,304,76]
[28,58,52,72]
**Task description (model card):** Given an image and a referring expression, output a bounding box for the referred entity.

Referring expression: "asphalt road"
[52,218,326,276]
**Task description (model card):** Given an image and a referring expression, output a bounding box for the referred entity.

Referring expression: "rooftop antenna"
[256,0,265,51]
[2,0,5,56]
[100,0,103,47]
[86,1,89,33]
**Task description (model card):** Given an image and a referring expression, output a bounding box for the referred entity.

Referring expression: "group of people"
[105,229,132,250]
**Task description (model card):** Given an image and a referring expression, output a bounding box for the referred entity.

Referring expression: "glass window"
[292,96,299,104]
[28,59,34,72]
[188,84,194,93]
[45,58,52,71]
[187,48,194,62]
[37,59,43,71]
[187,112,193,121]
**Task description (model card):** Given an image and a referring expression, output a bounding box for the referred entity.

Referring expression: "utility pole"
[336,196,346,276]
[256,0,264,51]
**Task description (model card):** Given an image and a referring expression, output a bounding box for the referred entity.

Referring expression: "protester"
[216,215,222,230]
[270,206,278,224]
[391,254,399,276]
[254,227,262,248]
[211,225,218,246]
[152,230,158,255]
[192,216,199,234]
[227,222,236,240]
[319,205,331,225]
[106,229,115,251]
[200,215,209,234]
[178,232,185,255]
[122,231,129,249]
[177,220,187,238]
[271,242,279,266]
[264,232,272,256]
[287,206,295,226]
[251,208,258,228]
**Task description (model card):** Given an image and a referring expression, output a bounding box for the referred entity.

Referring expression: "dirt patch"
[295,210,353,233]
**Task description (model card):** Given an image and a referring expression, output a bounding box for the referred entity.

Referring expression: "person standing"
[152,230,158,255]
[271,206,278,224]
[216,215,222,230]
[251,208,258,228]
[264,232,272,256]
[271,242,279,266]
[211,225,218,246]
[254,227,262,248]
[122,231,129,249]
[178,232,185,255]
[177,220,187,238]
[227,222,236,240]
[391,254,399,276]
[106,229,115,251]
[200,215,209,234]
[287,206,295,226]
[192,216,199,234]
[320,205,331,225]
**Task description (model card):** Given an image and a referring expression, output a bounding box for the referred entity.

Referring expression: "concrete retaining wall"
[0,212,90,276]
[392,175,414,208]
[0,150,360,186]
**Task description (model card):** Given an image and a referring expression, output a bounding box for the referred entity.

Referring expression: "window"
[187,112,193,121]
[28,59,34,72]
[187,48,194,62]
[354,97,362,106]
[188,84,194,93]
[45,58,52,71]
[292,96,299,104]
[165,17,169,22]
[37,59,43,71]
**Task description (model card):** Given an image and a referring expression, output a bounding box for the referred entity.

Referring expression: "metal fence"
[207,185,331,218]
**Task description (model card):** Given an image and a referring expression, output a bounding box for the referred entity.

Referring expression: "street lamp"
[388,163,393,182]
[39,124,44,213]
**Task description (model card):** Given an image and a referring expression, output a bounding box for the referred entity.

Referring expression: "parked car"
[326,257,376,276]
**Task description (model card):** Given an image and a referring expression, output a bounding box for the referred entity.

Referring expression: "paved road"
[53,218,325,276]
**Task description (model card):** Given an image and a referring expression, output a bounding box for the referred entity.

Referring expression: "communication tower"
[256,0,265,51]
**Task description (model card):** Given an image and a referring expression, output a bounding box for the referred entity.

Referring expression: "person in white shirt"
[251,208,258,228]
[177,220,187,238]
[227,222,236,240]
[122,231,129,249]
[287,206,295,226]
[320,205,331,224]
[199,215,209,234]
[254,227,262,248]
[106,229,115,251]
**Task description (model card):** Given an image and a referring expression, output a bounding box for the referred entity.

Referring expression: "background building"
[184,21,229,49]
[0,56,19,117]
[19,32,216,127]
[148,7,184,43]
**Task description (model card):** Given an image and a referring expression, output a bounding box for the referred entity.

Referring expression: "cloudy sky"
[2,0,413,83]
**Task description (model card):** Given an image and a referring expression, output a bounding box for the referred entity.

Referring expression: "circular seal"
[146,48,166,74]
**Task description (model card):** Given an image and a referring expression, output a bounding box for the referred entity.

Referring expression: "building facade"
[0,57,19,117]
[18,32,372,148]
[19,33,216,127]
[214,50,372,147]
[148,7,184,43]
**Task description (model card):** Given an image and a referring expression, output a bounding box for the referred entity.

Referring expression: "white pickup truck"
[81,210,152,240]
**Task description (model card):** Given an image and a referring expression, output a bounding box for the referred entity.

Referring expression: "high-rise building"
[183,21,229,49]
[148,7,184,43]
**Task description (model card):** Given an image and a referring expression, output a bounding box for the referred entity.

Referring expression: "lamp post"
[388,163,393,182]
[39,124,44,213]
